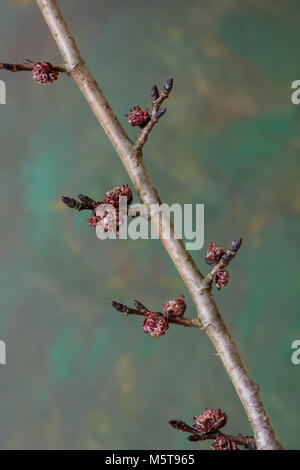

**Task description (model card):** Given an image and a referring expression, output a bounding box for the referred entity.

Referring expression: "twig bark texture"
[34,0,282,449]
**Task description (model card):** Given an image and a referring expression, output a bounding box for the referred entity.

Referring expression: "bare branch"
[33,0,282,449]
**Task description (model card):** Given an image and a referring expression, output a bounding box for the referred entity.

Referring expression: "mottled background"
[0,0,299,450]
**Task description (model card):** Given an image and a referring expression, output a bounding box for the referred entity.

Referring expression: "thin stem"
[111,300,203,329]
[0,61,66,73]
[169,420,256,449]
[135,78,173,150]
[35,0,282,450]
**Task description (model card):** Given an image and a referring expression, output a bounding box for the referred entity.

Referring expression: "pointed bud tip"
[231,237,242,251]
[111,300,122,310]
[169,420,178,428]
[162,78,173,95]
[162,77,173,94]
[61,195,73,206]
[111,301,129,313]
[155,108,167,119]
[134,300,146,312]
[151,84,159,101]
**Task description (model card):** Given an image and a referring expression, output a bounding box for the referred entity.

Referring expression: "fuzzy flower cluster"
[143,311,169,338]
[213,269,229,290]
[193,408,227,434]
[211,436,238,450]
[125,106,150,128]
[86,207,123,234]
[32,62,58,84]
[102,184,133,207]
[86,184,133,234]
[169,411,244,451]
[205,242,225,265]
[162,295,186,318]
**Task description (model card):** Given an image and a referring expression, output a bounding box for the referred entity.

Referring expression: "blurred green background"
[0,0,299,450]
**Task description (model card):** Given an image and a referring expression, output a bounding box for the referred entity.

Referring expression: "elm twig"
[0,59,67,74]
[111,300,203,329]
[135,77,173,150]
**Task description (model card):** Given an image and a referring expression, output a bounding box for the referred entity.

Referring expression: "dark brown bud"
[111,301,129,314]
[0,63,14,71]
[61,195,98,212]
[154,108,166,119]
[77,194,97,209]
[134,300,147,312]
[222,252,232,263]
[169,420,184,430]
[151,84,159,101]
[61,196,87,211]
[230,237,242,252]
[61,196,77,209]
[169,419,202,438]
[162,77,173,95]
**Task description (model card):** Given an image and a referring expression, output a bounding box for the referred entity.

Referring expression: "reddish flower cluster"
[125,106,150,128]
[102,184,133,207]
[86,206,123,233]
[86,185,132,234]
[143,311,169,338]
[211,436,238,450]
[86,212,100,228]
[205,239,242,290]
[193,408,227,434]
[32,62,58,84]
[162,295,186,318]
[169,412,246,450]
[205,242,225,266]
[213,269,229,290]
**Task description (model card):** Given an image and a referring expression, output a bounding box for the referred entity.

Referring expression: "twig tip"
[134,300,147,312]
